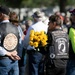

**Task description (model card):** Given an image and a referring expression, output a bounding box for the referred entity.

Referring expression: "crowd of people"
[0,5,75,75]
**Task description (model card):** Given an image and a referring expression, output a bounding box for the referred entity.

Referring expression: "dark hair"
[49,15,62,26]
[0,5,10,15]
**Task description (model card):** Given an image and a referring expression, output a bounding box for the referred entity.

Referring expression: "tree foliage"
[0,0,58,8]
[0,0,75,8]
[0,0,22,8]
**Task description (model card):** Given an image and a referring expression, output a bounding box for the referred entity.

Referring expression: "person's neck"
[3,17,9,20]
[1,17,9,21]
[55,26,61,29]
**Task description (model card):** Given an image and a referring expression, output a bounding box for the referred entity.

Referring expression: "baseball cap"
[0,5,10,15]
[32,11,45,18]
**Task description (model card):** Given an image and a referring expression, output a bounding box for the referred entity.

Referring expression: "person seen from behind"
[9,11,26,75]
[0,5,20,75]
[23,11,48,75]
[46,15,69,75]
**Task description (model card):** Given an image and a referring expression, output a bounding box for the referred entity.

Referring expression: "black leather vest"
[0,22,19,52]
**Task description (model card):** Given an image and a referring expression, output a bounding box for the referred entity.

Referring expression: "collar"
[1,20,9,23]
[54,27,62,31]
[0,20,9,24]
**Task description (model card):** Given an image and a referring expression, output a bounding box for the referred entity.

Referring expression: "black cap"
[0,5,10,15]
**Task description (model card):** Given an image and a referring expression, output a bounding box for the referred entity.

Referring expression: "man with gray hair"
[23,11,48,75]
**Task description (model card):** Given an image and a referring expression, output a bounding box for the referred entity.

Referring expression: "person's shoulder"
[33,21,45,25]
[0,22,12,27]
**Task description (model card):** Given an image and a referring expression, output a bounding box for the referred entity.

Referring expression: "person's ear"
[0,13,3,19]
[0,13,2,16]
[53,22,56,27]
[54,22,56,25]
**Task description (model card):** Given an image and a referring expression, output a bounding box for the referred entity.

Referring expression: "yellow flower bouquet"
[29,30,48,51]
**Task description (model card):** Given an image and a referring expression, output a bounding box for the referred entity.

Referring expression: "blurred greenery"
[0,0,75,8]
[0,0,54,8]
[0,0,75,12]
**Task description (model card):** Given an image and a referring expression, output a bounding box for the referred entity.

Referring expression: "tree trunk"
[18,7,21,22]
[59,0,67,13]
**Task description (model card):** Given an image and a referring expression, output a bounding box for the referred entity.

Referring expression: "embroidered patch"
[3,33,18,51]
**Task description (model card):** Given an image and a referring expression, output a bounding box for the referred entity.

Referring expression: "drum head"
[3,33,18,51]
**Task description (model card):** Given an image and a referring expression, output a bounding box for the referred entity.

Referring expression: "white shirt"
[23,21,48,50]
